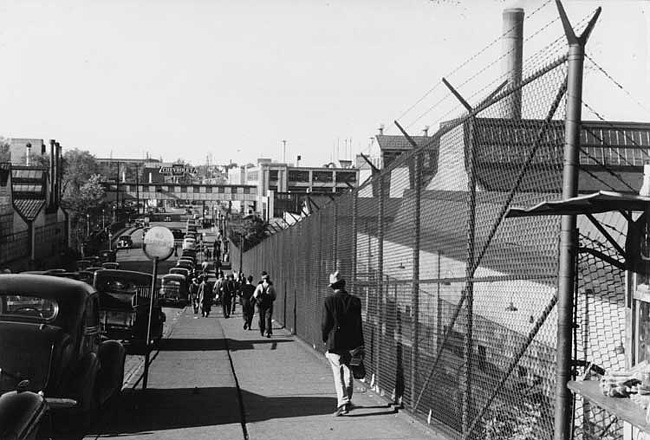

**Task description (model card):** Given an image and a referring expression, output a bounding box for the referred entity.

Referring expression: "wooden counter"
[568,380,650,433]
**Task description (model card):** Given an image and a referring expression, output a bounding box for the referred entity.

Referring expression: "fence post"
[554,4,600,440]
[376,174,385,386]
[462,118,477,436]
[333,199,338,269]
[351,192,358,293]
[410,151,421,411]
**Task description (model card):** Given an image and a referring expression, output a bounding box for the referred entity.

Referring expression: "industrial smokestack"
[378,124,384,136]
[25,143,31,166]
[501,8,524,119]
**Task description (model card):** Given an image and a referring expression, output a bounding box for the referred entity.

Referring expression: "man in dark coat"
[321,271,364,416]
[240,275,256,330]
[253,271,276,338]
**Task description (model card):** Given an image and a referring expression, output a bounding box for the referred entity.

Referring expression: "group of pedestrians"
[197,269,276,338]
[187,255,362,417]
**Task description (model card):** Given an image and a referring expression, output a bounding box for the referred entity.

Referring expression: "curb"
[121,306,186,390]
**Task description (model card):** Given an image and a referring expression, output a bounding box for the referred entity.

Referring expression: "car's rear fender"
[96,340,125,406]
[66,352,99,409]
[0,390,47,440]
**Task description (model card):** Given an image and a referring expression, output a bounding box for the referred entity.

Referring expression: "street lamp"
[102,209,106,230]
[86,213,90,236]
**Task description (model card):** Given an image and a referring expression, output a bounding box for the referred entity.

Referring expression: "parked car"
[169,267,191,279]
[176,260,194,272]
[101,262,120,270]
[170,228,184,241]
[99,249,117,263]
[159,274,189,308]
[94,270,166,354]
[182,237,196,251]
[0,275,126,436]
[76,259,94,271]
[116,235,133,249]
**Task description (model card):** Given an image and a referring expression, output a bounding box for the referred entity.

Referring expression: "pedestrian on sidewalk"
[198,276,213,317]
[253,271,276,338]
[230,272,241,315]
[321,271,364,416]
[221,274,234,318]
[189,277,200,314]
[240,275,256,330]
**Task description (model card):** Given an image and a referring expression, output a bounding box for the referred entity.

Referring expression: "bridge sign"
[143,226,175,261]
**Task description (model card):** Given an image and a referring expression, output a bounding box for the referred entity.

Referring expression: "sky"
[0,0,648,168]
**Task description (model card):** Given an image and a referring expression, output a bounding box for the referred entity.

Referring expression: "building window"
[218,187,225,193]
[206,186,212,193]
[336,171,357,184]
[313,171,333,183]
[180,186,187,193]
[243,187,250,194]
[269,170,279,181]
[288,170,309,182]
[148,185,155,192]
[247,171,258,181]
[193,186,200,193]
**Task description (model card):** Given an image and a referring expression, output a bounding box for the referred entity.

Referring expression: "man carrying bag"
[321,271,364,416]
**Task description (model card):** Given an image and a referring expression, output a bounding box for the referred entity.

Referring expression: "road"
[115,219,219,395]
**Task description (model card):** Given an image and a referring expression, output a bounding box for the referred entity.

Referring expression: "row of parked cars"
[0,246,167,439]
[159,220,203,308]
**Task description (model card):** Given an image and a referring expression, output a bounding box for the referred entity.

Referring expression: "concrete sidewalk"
[88,306,444,440]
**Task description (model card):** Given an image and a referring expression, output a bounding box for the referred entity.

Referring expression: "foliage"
[61,149,101,200]
[229,215,268,251]
[0,138,9,162]
[482,401,545,440]
[64,174,107,218]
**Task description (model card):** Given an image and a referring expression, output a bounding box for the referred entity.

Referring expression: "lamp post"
[86,213,90,237]
[102,209,106,230]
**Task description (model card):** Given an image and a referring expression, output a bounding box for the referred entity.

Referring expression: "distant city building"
[228,158,360,220]
[8,138,46,166]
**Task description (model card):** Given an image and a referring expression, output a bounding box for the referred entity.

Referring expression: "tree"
[0,138,10,162]
[65,174,107,217]
[61,149,101,202]
[229,214,269,251]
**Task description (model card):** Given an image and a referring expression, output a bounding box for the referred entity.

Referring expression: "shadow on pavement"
[90,387,336,437]
[158,338,293,351]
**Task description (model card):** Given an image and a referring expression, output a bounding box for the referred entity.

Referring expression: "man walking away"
[220,274,233,318]
[189,277,200,314]
[229,273,239,315]
[198,276,213,317]
[240,275,256,330]
[253,271,276,338]
[321,271,364,416]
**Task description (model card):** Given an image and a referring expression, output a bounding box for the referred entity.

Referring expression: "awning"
[506,191,650,218]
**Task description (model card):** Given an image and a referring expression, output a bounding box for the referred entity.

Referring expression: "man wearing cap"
[321,271,364,416]
[253,271,276,337]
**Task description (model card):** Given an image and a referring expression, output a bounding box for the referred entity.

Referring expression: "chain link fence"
[236,6,641,439]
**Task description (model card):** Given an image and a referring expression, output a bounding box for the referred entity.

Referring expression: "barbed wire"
[393,0,555,132]
[585,53,650,118]
[582,100,650,162]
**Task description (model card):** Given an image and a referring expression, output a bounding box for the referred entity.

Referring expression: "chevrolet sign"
[159,165,197,175]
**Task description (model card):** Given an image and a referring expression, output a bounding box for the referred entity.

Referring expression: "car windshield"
[0,293,58,321]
